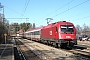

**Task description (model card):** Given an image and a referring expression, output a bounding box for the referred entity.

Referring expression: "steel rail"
[15,38,27,60]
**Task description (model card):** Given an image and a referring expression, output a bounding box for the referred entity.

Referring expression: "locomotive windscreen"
[60,25,74,33]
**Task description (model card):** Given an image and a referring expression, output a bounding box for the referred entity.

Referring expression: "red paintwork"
[41,21,76,40]
[41,24,58,39]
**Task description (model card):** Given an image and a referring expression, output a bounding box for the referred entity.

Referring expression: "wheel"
[54,43,61,48]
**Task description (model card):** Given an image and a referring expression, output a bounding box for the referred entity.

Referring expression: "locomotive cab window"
[60,25,74,33]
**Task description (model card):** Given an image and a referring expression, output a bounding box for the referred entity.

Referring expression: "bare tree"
[76,25,82,35]
[82,24,90,35]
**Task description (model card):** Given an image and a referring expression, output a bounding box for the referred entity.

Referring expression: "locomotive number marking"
[66,36,71,38]
[50,31,52,35]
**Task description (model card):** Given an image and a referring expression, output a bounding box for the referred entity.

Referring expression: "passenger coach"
[24,28,41,40]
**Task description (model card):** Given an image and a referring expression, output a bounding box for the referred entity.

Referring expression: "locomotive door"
[52,27,57,39]
[55,27,59,39]
[49,27,53,39]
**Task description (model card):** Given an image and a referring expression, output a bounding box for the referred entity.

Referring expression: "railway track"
[17,39,53,60]
[69,49,90,58]
[15,37,42,60]
[15,37,90,60]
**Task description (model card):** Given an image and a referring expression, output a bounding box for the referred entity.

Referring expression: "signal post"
[4,33,7,44]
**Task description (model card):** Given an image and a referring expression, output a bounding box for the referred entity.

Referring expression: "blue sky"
[0,0,90,27]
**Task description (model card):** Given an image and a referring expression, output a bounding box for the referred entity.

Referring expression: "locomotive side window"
[56,27,58,32]
[60,25,74,33]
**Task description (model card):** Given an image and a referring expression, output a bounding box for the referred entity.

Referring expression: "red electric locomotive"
[40,21,77,48]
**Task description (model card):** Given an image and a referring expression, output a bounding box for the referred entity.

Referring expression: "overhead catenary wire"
[4,6,23,16]
[60,7,90,21]
[60,10,90,21]
[21,0,30,23]
[44,0,74,17]
[52,0,90,18]
[3,0,90,27]
[38,0,74,20]
[4,0,30,18]
[21,0,30,17]
[21,0,28,16]
[35,0,74,26]
[36,0,90,27]
[72,16,90,21]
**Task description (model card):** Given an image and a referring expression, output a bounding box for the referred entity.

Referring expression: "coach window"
[27,33,29,35]
[31,32,33,35]
[36,31,38,35]
[35,31,37,35]
[37,31,40,35]
[34,31,36,35]
[56,27,58,32]
[28,33,30,35]
[32,32,34,35]
[37,31,39,35]
[29,33,31,35]
[38,31,40,35]
[34,32,35,35]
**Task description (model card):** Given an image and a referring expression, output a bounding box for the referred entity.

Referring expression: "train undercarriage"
[40,38,77,48]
